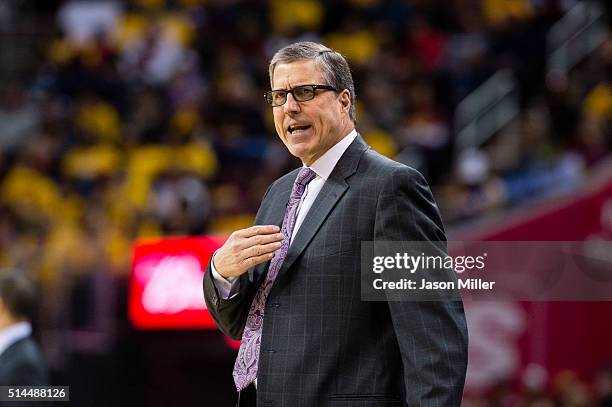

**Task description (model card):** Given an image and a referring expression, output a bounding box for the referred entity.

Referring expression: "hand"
[213,225,284,278]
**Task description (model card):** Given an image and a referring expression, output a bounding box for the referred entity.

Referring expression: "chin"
[288,143,313,160]
[289,149,311,162]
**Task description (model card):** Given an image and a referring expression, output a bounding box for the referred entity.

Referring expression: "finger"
[241,251,276,269]
[239,232,284,250]
[238,225,281,238]
[243,241,282,259]
[234,231,283,251]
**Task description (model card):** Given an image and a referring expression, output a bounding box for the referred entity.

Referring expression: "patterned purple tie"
[233,167,317,391]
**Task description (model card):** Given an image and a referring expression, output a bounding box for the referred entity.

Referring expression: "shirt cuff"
[210,252,240,299]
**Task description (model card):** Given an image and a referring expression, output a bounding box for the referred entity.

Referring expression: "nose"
[283,92,301,114]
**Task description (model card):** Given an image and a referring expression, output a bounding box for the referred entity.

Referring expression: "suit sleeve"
[203,261,252,340]
[203,184,273,340]
[374,167,468,406]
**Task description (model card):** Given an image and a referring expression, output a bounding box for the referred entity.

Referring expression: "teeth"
[289,125,309,133]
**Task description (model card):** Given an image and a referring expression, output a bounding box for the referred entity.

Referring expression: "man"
[0,268,48,386]
[203,42,468,406]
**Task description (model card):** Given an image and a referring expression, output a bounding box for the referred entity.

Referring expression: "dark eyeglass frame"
[264,84,337,107]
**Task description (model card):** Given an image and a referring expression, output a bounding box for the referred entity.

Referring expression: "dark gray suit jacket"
[204,136,468,406]
[0,336,48,386]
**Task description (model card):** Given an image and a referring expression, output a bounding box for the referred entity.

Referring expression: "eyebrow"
[272,83,316,91]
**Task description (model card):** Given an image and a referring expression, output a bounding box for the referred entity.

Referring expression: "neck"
[342,121,355,139]
[0,316,23,331]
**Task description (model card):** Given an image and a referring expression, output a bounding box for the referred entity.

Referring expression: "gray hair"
[269,42,356,123]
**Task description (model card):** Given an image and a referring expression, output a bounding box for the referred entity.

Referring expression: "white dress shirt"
[211,129,358,298]
[0,321,32,357]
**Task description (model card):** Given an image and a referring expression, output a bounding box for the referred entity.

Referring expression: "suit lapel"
[263,183,293,228]
[277,135,369,277]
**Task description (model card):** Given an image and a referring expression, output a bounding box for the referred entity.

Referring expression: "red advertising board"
[128,235,224,330]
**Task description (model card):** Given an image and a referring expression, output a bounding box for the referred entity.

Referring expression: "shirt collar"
[306,129,358,181]
[0,321,32,357]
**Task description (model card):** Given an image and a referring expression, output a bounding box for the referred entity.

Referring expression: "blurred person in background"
[595,365,612,407]
[0,268,48,386]
[204,41,468,406]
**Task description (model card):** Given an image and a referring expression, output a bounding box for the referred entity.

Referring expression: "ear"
[338,89,351,114]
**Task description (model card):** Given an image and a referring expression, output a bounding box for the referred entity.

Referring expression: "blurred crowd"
[0,0,609,276]
[464,366,612,407]
[0,0,611,404]
[1,0,611,277]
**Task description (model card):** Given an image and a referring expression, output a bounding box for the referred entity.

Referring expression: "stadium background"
[0,0,611,405]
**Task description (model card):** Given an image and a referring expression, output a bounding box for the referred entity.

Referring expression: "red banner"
[454,163,612,394]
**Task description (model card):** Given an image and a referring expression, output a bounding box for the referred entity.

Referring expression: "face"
[0,299,9,329]
[271,60,353,166]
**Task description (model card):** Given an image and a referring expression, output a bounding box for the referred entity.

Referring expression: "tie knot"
[295,167,317,187]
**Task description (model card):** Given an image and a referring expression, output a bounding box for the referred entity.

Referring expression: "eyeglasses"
[264,84,337,107]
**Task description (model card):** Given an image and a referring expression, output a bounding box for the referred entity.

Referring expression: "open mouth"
[288,124,312,134]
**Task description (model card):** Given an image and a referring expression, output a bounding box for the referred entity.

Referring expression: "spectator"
[0,268,48,386]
